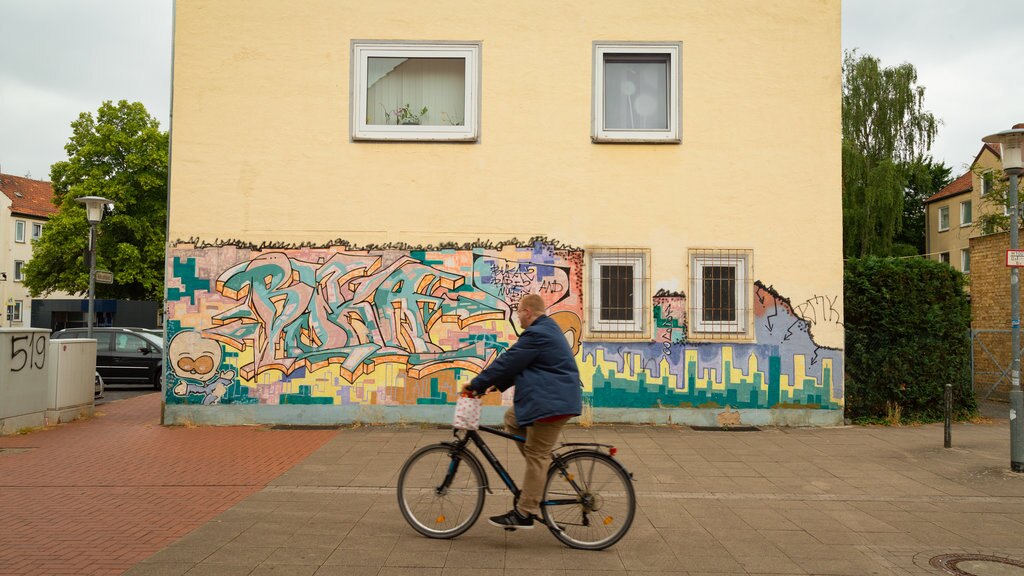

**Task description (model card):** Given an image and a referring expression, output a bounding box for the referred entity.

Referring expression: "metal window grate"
[587,249,650,339]
[689,249,750,340]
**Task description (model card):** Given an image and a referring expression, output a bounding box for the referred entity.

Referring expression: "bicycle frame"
[445,425,619,513]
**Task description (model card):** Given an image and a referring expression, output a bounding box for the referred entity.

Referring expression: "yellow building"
[0,174,73,327]
[925,143,1007,274]
[165,0,843,426]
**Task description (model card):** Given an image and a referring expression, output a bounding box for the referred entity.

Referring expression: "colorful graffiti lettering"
[165,240,841,411]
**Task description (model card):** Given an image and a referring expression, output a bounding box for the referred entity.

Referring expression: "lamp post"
[983,126,1024,473]
[74,196,112,340]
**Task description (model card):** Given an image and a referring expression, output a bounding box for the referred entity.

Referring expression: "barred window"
[690,249,751,339]
[587,249,650,339]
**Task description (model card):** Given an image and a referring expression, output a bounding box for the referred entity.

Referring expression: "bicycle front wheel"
[541,451,636,550]
[397,444,485,539]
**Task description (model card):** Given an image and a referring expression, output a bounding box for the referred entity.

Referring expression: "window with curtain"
[593,42,680,142]
[352,42,480,141]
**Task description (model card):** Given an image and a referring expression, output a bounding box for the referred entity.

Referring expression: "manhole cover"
[931,554,1024,575]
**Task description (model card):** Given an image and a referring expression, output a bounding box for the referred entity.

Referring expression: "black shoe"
[488,508,535,529]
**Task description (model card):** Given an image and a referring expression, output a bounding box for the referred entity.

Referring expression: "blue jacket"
[468,314,582,427]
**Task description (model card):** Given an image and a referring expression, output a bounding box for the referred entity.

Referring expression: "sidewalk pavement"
[3,395,1024,576]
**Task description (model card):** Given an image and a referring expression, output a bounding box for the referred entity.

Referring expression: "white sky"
[0,1,1021,181]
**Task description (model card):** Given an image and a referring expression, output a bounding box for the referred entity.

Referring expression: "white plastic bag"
[452,395,482,430]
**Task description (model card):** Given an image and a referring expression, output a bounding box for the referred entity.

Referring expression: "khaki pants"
[504,407,570,517]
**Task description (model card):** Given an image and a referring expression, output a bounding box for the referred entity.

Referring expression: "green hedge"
[844,257,975,422]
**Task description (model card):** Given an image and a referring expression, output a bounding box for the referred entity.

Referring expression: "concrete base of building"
[161,403,844,427]
[45,404,95,425]
[0,412,46,435]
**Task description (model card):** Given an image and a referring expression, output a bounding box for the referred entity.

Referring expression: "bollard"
[944,383,952,449]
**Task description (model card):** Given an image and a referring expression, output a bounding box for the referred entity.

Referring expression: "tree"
[893,158,952,254]
[23,101,167,301]
[843,51,939,257]
[975,168,1023,235]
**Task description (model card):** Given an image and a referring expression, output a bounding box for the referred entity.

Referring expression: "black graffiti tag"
[9,334,47,372]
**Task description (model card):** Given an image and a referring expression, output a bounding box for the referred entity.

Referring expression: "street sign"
[95,270,114,284]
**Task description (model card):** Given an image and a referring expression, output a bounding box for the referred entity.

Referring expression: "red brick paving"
[0,394,337,576]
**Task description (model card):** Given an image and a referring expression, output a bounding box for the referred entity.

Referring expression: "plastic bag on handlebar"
[452,394,482,430]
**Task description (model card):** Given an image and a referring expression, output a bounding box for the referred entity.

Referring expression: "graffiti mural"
[582,282,841,409]
[166,239,841,411]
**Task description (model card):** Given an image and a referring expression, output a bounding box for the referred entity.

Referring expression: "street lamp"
[983,126,1024,473]
[74,196,112,340]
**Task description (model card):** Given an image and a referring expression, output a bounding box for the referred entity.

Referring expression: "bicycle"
[396,410,636,550]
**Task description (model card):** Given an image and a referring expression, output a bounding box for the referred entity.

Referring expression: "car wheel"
[153,366,163,390]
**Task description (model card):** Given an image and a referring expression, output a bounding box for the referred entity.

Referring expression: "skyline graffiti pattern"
[166,240,841,410]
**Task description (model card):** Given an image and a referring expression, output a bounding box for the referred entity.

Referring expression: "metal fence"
[971,329,1023,402]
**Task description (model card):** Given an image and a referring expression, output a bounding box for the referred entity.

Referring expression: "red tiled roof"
[924,171,972,204]
[0,174,58,218]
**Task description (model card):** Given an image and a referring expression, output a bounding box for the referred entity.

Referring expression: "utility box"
[46,338,97,424]
[0,328,51,435]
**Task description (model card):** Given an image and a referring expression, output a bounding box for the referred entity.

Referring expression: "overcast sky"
[1,1,1022,181]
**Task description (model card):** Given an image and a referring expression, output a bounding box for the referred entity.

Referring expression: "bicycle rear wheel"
[397,444,485,538]
[540,451,635,550]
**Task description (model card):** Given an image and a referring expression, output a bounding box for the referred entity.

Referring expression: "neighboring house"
[164,0,844,426]
[924,142,1007,276]
[0,173,71,327]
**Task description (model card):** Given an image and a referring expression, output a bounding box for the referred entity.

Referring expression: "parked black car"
[52,327,164,390]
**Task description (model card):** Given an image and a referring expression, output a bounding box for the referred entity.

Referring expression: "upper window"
[960,200,972,226]
[938,206,950,231]
[961,248,971,274]
[13,261,24,282]
[592,42,681,143]
[586,249,649,338]
[31,222,42,240]
[981,171,994,196]
[14,220,26,243]
[6,301,22,323]
[690,250,752,339]
[351,41,480,141]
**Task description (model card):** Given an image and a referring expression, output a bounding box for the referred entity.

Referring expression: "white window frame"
[938,206,949,232]
[14,220,26,243]
[959,200,972,226]
[961,248,971,274]
[31,222,42,240]
[10,301,22,323]
[13,260,24,282]
[586,251,649,337]
[981,170,994,196]
[351,41,480,142]
[690,251,751,337]
[592,42,681,143]
[939,252,950,265]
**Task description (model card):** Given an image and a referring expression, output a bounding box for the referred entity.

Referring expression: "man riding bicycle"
[463,293,583,530]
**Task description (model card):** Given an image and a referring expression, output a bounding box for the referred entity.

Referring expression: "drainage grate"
[930,554,1024,575]
[690,426,760,432]
[0,448,35,454]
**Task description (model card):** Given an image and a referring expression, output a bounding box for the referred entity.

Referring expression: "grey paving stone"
[263,547,336,565]
[183,564,255,576]
[198,544,276,568]
[140,546,219,564]
[123,563,194,576]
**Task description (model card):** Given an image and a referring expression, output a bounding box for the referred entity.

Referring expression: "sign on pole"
[1008,250,1024,268]
[95,270,114,284]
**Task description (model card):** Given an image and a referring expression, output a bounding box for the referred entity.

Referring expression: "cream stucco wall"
[926,147,1005,274]
[169,0,842,347]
